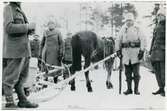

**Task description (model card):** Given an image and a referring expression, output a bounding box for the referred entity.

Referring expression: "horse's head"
[91,36,115,63]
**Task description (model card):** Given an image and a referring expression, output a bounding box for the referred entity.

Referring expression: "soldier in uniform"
[62,32,73,79]
[150,7,165,97]
[40,20,64,83]
[30,34,41,69]
[116,13,146,95]
[3,2,38,108]
[63,32,73,64]
[30,34,40,58]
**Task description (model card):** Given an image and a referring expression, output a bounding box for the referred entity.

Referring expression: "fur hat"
[47,20,56,26]
[124,13,135,21]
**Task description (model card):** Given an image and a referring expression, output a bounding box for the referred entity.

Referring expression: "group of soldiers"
[2,2,166,109]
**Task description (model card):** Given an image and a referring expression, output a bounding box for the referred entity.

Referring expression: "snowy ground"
[32,65,166,110]
[2,58,166,110]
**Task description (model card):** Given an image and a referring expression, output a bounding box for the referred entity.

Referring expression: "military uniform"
[62,35,73,79]
[3,2,38,108]
[30,38,40,58]
[150,9,165,96]
[30,37,41,70]
[63,37,72,64]
[116,22,146,95]
[40,28,64,83]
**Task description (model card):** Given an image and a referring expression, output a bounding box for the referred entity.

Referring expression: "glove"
[138,50,144,60]
[28,22,36,35]
[116,50,123,58]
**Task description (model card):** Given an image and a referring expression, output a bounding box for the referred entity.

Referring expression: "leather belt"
[122,42,140,48]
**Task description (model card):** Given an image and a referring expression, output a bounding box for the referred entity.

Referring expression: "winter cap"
[47,20,56,26]
[124,13,135,21]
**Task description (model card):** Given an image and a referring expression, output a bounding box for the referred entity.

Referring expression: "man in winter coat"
[30,34,41,69]
[63,32,73,64]
[150,7,166,97]
[30,34,40,58]
[62,32,73,79]
[116,12,146,95]
[40,20,64,83]
[3,2,38,108]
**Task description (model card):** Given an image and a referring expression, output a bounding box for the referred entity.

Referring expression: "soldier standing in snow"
[30,34,40,58]
[3,2,38,108]
[63,32,73,64]
[62,32,73,79]
[116,12,146,95]
[40,20,64,83]
[30,34,41,69]
[150,7,166,97]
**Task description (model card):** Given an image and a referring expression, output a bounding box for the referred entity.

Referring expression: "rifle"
[119,3,123,95]
[119,48,123,94]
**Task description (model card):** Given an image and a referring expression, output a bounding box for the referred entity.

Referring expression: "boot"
[3,85,18,109]
[106,81,113,89]
[5,96,18,109]
[152,88,165,97]
[14,83,38,108]
[152,88,162,95]
[18,100,38,108]
[71,85,76,91]
[160,90,165,97]
[86,81,93,92]
[69,79,76,91]
[123,81,132,95]
[134,80,140,95]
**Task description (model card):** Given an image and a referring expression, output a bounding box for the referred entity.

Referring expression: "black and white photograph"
[1,0,166,110]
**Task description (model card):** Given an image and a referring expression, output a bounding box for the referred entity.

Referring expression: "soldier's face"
[48,23,55,30]
[126,20,134,27]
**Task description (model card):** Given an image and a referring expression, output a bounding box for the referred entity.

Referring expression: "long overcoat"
[150,20,165,62]
[3,3,31,58]
[41,29,64,66]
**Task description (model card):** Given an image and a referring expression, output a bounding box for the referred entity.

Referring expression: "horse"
[69,31,115,92]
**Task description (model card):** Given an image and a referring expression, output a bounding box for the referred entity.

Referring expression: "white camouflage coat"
[115,24,146,65]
